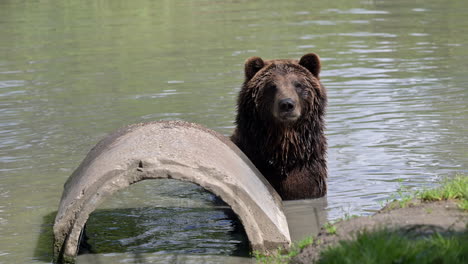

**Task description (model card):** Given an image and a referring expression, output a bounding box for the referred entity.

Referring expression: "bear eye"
[294,82,303,91]
[267,84,277,92]
[294,82,310,97]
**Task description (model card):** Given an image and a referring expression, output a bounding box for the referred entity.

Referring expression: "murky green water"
[1,0,467,263]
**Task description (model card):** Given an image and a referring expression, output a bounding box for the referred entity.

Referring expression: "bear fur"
[231,53,327,200]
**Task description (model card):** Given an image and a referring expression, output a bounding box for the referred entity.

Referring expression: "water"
[1,0,467,263]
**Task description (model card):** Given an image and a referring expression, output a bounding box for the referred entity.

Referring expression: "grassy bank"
[419,175,468,210]
[317,229,467,264]
[253,236,313,264]
[255,175,468,264]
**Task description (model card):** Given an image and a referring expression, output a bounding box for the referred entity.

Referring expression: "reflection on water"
[86,207,248,256]
[1,0,467,262]
[83,180,250,259]
[283,198,328,242]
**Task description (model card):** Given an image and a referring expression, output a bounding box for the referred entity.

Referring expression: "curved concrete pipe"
[53,121,291,263]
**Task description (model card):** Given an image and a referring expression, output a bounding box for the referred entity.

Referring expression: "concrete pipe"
[53,121,291,263]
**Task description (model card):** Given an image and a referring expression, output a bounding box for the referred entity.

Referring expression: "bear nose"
[279,98,296,112]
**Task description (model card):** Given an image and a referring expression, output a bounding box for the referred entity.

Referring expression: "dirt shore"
[291,199,467,264]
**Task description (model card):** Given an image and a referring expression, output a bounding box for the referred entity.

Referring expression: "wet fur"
[231,54,327,200]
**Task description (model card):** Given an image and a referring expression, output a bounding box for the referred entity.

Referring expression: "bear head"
[241,53,324,126]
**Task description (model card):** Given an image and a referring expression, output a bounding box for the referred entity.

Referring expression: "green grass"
[458,199,468,211]
[396,180,414,207]
[296,236,313,250]
[418,175,468,203]
[342,213,359,220]
[380,179,415,210]
[324,222,337,235]
[317,229,468,264]
[253,235,313,264]
[383,175,468,210]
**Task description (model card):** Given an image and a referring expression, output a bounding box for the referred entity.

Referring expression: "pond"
[0,0,467,263]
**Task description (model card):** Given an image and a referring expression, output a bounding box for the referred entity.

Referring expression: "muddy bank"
[292,199,467,263]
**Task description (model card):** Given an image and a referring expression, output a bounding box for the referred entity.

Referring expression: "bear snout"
[276,98,300,121]
[279,98,296,113]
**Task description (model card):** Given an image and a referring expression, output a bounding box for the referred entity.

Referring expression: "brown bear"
[231,53,327,200]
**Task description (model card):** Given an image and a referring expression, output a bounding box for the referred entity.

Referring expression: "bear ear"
[244,56,265,81]
[299,53,321,77]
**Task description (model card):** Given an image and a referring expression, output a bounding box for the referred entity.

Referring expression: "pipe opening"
[78,179,251,259]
